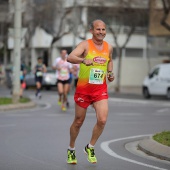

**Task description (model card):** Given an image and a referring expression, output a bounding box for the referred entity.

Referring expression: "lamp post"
[12,0,22,103]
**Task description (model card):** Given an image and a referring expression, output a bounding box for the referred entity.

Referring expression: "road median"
[138,136,170,162]
[0,101,36,111]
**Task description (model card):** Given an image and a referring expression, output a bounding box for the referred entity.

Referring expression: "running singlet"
[56,58,72,81]
[76,39,110,95]
[35,64,43,77]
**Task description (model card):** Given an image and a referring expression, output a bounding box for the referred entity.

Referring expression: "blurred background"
[0,0,170,92]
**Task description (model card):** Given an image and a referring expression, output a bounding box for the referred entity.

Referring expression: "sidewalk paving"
[0,85,169,162]
[138,137,170,162]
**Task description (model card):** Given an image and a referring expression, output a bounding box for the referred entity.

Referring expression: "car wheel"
[166,88,170,99]
[143,87,151,99]
[45,86,51,90]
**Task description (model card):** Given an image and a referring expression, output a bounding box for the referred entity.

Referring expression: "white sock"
[68,146,75,151]
[88,143,94,148]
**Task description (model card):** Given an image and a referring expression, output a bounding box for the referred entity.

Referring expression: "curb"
[138,136,170,161]
[0,101,37,111]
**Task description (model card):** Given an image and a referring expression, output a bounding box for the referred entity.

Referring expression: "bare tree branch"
[51,9,71,45]
[161,0,170,31]
[109,27,119,48]
[122,26,135,49]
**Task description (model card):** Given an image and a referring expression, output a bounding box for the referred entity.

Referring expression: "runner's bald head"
[89,19,106,30]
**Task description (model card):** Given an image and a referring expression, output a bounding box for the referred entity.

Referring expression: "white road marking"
[157,108,169,113]
[109,98,170,107]
[101,135,168,170]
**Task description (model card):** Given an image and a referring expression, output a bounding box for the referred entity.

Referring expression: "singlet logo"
[93,56,106,64]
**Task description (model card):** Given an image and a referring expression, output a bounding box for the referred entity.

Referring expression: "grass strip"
[0,97,30,105]
[153,131,170,147]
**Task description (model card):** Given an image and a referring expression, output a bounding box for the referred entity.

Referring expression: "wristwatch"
[108,71,114,77]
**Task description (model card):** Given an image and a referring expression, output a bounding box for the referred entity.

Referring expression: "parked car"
[142,63,170,99]
[25,67,57,90]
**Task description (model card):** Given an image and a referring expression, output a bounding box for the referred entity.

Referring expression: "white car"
[142,63,170,99]
[25,67,57,90]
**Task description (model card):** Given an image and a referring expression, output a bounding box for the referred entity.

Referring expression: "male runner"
[34,57,47,99]
[53,49,72,111]
[66,19,114,164]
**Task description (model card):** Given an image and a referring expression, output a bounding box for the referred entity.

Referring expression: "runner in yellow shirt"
[66,19,114,164]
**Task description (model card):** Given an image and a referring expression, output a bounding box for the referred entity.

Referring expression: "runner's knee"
[74,118,84,128]
[97,118,107,127]
[59,93,63,96]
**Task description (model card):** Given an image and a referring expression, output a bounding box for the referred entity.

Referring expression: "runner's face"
[38,59,42,64]
[91,21,106,41]
[61,50,67,60]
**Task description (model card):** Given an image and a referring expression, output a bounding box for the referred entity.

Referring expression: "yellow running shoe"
[62,106,67,111]
[84,145,97,164]
[58,101,61,106]
[67,149,77,164]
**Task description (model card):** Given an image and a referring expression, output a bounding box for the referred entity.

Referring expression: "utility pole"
[12,0,22,103]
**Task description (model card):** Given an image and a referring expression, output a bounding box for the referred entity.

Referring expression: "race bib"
[36,71,43,77]
[89,68,105,84]
[58,68,69,79]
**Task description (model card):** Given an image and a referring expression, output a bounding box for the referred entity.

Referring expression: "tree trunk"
[115,48,122,92]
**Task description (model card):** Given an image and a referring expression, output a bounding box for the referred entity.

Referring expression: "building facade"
[2,0,170,89]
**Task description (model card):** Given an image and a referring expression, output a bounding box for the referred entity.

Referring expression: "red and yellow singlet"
[76,39,110,95]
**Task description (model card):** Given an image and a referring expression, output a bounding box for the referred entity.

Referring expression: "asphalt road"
[0,88,170,170]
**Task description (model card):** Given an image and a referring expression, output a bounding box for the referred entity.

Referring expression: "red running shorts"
[74,92,108,109]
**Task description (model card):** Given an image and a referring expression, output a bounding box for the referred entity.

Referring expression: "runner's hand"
[82,59,93,66]
[107,72,114,82]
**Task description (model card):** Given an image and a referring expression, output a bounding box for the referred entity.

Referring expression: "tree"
[108,0,149,92]
[86,0,149,92]
[161,0,170,31]
[21,0,72,66]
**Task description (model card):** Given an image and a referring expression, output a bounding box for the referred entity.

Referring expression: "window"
[125,48,143,57]
[149,67,159,79]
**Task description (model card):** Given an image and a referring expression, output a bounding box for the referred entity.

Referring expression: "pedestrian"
[34,57,47,99]
[52,49,72,111]
[66,19,114,164]
[20,63,27,98]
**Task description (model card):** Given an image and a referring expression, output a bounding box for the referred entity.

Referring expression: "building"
[52,0,170,90]
[3,0,170,90]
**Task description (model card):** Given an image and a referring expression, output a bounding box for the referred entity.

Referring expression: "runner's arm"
[67,41,87,64]
[107,45,114,82]
[43,64,47,73]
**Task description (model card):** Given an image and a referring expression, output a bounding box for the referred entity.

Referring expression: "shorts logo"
[102,92,107,96]
[77,97,84,102]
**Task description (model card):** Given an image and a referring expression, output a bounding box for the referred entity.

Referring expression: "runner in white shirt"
[53,49,72,111]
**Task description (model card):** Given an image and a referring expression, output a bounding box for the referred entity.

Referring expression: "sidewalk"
[138,137,170,162]
[0,85,36,111]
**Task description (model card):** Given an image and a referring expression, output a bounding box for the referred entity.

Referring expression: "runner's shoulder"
[107,42,113,53]
[76,40,88,49]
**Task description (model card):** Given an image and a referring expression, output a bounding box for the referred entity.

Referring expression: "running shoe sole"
[83,149,97,164]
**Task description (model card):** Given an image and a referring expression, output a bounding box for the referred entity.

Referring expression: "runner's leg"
[69,103,87,148]
[89,99,108,146]
[57,82,64,106]
[63,83,70,108]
